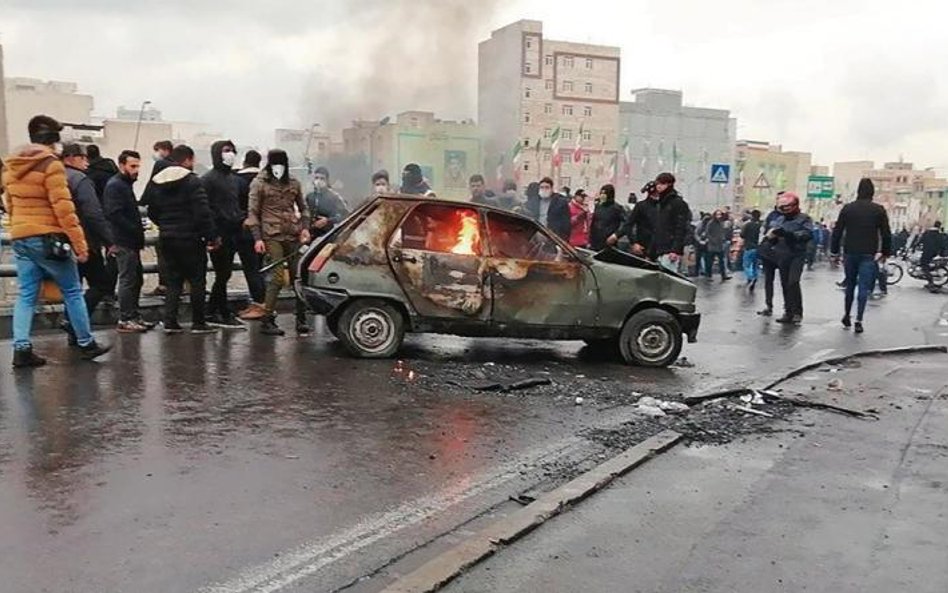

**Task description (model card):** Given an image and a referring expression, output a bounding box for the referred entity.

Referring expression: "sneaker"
[190,323,218,334]
[854,321,864,334]
[208,314,246,330]
[261,316,285,336]
[79,340,112,361]
[117,320,148,333]
[792,314,803,325]
[135,318,157,331]
[757,308,773,317]
[163,320,185,334]
[13,347,47,369]
[238,303,267,321]
[842,316,852,329]
[296,322,312,336]
[775,314,794,324]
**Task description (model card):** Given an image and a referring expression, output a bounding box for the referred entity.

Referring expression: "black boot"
[13,347,47,369]
[261,314,285,336]
[295,302,310,336]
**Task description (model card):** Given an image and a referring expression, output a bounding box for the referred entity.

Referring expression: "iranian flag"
[550,126,562,168]
[511,140,523,181]
[495,154,505,185]
[608,153,618,184]
[622,137,631,179]
[572,123,585,163]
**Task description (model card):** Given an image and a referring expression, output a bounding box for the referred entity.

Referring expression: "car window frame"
[483,210,580,264]
[389,201,486,258]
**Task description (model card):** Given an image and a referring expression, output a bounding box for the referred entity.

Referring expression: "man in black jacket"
[147,145,219,333]
[306,166,350,240]
[141,140,175,297]
[234,150,266,319]
[919,221,946,289]
[103,150,148,333]
[524,176,571,241]
[830,178,892,333]
[619,173,691,272]
[61,144,116,343]
[201,139,244,329]
[85,144,119,200]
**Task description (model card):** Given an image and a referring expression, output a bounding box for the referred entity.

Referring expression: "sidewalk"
[441,351,948,593]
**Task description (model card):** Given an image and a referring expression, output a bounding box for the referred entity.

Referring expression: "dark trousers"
[236,229,266,304]
[762,259,778,310]
[114,246,143,321]
[844,254,877,321]
[105,250,118,296]
[78,247,113,314]
[161,237,208,325]
[155,241,169,287]
[778,256,805,317]
[208,233,237,318]
[703,250,728,279]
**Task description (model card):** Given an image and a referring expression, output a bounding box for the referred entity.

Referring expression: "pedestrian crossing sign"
[710,164,730,184]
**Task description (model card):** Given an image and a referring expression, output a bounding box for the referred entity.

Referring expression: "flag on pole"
[495,153,505,185]
[550,126,562,168]
[596,136,607,179]
[657,140,665,168]
[622,137,631,179]
[672,142,680,174]
[608,153,618,184]
[572,123,585,163]
[512,140,524,182]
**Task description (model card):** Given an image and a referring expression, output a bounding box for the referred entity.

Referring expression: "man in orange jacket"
[0,115,111,367]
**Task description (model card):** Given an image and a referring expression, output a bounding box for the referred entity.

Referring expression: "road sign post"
[710,164,730,184]
[807,176,835,199]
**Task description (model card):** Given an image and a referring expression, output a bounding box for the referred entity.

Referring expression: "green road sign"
[807,175,835,199]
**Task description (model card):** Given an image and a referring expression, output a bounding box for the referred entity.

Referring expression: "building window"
[585,58,594,69]
[524,111,531,124]
[545,79,554,91]
[562,105,574,116]
[562,80,574,92]
[544,103,553,114]
[563,55,574,68]
[583,106,593,117]
[524,138,531,148]
[582,129,592,141]
[583,154,592,164]
[524,62,533,74]
[526,38,533,49]
[524,162,530,171]
[525,87,532,98]
[545,55,553,66]
[544,128,552,139]
[585,82,593,94]
[562,129,573,140]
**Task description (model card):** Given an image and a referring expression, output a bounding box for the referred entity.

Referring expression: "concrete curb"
[379,430,682,593]
[684,344,948,405]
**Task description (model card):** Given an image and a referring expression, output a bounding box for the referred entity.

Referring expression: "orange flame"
[450,211,481,255]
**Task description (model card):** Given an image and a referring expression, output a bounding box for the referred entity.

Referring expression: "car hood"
[590,247,690,281]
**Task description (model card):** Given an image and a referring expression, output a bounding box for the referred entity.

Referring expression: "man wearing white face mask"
[305,166,349,241]
[201,139,245,329]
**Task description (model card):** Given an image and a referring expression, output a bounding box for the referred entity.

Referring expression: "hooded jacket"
[66,165,114,249]
[622,188,691,257]
[201,140,243,235]
[103,171,145,250]
[830,179,892,256]
[86,156,119,199]
[247,170,310,242]
[146,165,217,242]
[0,144,89,258]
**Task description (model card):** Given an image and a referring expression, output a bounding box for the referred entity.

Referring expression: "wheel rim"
[634,323,673,363]
[350,308,396,353]
[933,267,948,287]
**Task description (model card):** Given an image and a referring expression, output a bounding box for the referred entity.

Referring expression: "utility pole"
[133,100,151,152]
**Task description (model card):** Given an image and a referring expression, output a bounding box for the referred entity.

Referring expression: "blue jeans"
[843,254,877,321]
[743,248,759,282]
[12,236,94,350]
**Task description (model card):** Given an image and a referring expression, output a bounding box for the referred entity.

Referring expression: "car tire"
[618,309,683,368]
[337,299,405,358]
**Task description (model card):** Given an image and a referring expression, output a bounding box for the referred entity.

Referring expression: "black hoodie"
[147,165,217,242]
[621,188,692,257]
[86,156,119,200]
[201,140,243,235]
[831,179,892,256]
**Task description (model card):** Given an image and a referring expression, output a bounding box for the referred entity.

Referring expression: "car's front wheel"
[337,299,405,358]
[618,309,683,368]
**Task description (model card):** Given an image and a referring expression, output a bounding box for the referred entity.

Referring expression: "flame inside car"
[449,210,481,256]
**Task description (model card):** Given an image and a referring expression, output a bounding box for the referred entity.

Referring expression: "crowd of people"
[2,114,947,369]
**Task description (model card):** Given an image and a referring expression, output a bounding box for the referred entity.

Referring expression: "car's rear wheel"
[618,309,683,368]
[337,299,405,358]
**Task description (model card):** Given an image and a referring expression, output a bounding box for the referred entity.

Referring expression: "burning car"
[296,195,700,367]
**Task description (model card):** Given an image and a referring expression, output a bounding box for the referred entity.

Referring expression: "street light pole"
[303,123,320,167]
[133,100,151,152]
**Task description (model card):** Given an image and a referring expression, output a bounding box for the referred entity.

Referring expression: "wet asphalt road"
[1,268,946,593]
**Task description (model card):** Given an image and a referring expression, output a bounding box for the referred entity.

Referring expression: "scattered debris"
[827,379,844,391]
[731,405,774,418]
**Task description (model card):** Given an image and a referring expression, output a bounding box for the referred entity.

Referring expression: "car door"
[484,211,600,328]
[387,202,491,321]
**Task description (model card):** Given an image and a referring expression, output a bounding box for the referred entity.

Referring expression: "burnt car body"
[296,195,700,367]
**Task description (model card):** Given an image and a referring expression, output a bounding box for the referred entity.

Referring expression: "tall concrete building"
[0,44,8,156]
[832,160,946,230]
[735,140,811,212]
[479,20,621,192]
[3,78,94,148]
[619,89,736,211]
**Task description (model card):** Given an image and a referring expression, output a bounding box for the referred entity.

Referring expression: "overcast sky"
[3,0,946,172]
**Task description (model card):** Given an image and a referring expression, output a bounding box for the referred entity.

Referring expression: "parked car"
[296,195,700,367]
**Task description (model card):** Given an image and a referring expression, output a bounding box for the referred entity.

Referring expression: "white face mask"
[221,151,236,167]
[153,151,163,162]
[314,179,328,190]
[539,189,552,199]
[271,164,286,179]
